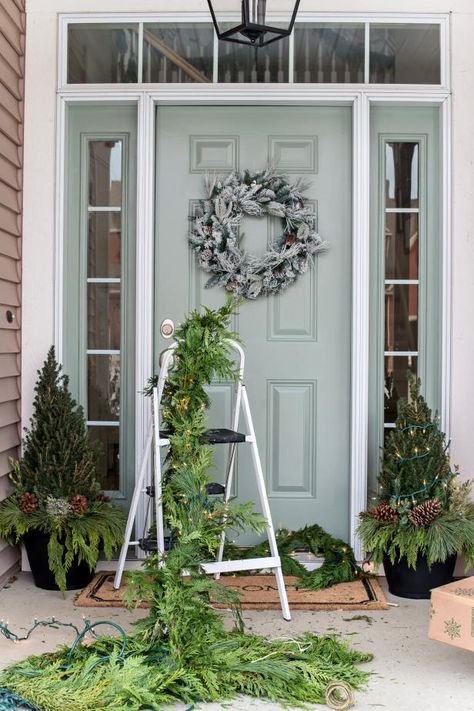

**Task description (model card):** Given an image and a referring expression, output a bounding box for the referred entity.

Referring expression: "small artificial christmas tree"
[16,346,100,503]
[0,347,125,591]
[358,376,474,569]
[378,376,452,520]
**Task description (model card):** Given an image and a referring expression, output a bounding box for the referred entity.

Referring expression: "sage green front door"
[155,106,352,540]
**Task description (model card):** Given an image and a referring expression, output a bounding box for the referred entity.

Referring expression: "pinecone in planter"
[19,492,38,514]
[70,494,89,515]
[372,501,398,523]
[96,493,111,503]
[408,498,442,527]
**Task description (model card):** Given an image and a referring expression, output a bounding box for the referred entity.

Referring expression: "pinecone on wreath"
[19,492,38,514]
[371,501,399,523]
[408,498,441,527]
[70,494,88,515]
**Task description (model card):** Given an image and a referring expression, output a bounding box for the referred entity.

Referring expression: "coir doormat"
[75,573,388,611]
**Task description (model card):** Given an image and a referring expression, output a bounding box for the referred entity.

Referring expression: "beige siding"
[0,0,25,580]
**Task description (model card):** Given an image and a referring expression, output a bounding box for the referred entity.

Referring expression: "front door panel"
[155,106,352,540]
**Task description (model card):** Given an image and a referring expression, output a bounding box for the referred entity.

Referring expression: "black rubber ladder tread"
[159,429,246,444]
[201,428,246,444]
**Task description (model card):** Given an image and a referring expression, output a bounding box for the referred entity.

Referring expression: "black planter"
[383,552,456,599]
[23,530,94,591]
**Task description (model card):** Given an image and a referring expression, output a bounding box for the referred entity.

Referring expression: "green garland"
[226,524,364,590]
[0,300,372,710]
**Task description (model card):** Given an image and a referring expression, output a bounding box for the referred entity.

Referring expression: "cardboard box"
[429,576,474,652]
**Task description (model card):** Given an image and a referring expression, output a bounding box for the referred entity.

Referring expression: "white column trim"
[350,93,370,560]
[134,93,156,555]
[440,95,452,438]
[54,96,66,360]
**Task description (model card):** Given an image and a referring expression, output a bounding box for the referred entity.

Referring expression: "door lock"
[160,318,175,339]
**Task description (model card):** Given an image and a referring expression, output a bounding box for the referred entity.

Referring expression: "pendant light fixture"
[206,1,301,47]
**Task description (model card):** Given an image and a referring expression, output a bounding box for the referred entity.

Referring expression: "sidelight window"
[383,141,420,435]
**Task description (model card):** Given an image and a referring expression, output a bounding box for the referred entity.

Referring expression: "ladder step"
[138,536,172,552]
[202,556,281,575]
[206,482,226,495]
[158,429,247,445]
[201,428,246,444]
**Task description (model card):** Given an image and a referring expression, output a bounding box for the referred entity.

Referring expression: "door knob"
[160,318,175,339]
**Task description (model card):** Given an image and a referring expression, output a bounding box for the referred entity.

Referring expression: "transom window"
[64,18,444,86]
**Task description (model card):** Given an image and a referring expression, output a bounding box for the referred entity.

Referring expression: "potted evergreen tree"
[0,347,125,592]
[358,377,474,598]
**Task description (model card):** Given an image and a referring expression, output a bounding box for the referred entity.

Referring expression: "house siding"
[0,0,25,581]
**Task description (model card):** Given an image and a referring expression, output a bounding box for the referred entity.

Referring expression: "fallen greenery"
[0,300,372,709]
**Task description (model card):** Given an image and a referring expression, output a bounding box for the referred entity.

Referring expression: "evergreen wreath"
[226,523,364,591]
[189,169,327,299]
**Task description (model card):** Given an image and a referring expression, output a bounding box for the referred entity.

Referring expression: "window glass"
[385,142,419,209]
[218,30,289,82]
[89,426,120,491]
[370,24,440,84]
[87,284,121,350]
[87,355,121,421]
[384,355,418,424]
[385,213,418,281]
[88,213,121,279]
[294,24,365,83]
[89,141,122,207]
[385,284,418,352]
[68,24,139,83]
[143,23,214,82]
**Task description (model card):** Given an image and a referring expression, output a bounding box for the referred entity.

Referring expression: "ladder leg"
[215,381,243,578]
[153,387,165,564]
[241,386,291,621]
[113,429,153,589]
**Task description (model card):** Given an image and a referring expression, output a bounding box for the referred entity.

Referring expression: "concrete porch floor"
[0,573,472,711]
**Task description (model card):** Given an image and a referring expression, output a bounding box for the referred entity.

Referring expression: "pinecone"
[19,492,38,514]
[371,501,398,523]
[96,494,111,503]
[408,498,442,527]
[70,494,89,515]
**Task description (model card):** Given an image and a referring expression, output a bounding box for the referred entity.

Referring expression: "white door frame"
[54,85,451,560]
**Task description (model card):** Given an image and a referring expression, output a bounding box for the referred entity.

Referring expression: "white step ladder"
[113,339,291,621]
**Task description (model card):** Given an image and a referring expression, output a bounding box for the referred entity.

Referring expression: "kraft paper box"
[429,576,474,652]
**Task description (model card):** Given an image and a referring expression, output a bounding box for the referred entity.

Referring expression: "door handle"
[160,318,175,339]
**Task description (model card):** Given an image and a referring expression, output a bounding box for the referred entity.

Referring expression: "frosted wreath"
[189,169,327,299]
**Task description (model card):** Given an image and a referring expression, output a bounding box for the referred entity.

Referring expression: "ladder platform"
[201,556,281,575]
[138,536,172,552]
[201,428,247,444]
[157,429,246,447]
[145,482,226,498]
[206,482,226,495]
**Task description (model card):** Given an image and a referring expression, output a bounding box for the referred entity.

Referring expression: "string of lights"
[0,617,127,673]
[384,421,455,503]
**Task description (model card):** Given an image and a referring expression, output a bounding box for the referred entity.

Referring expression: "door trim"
[55,88,451,560]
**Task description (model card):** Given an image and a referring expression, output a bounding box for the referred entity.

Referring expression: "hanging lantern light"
[206,1,301,47]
